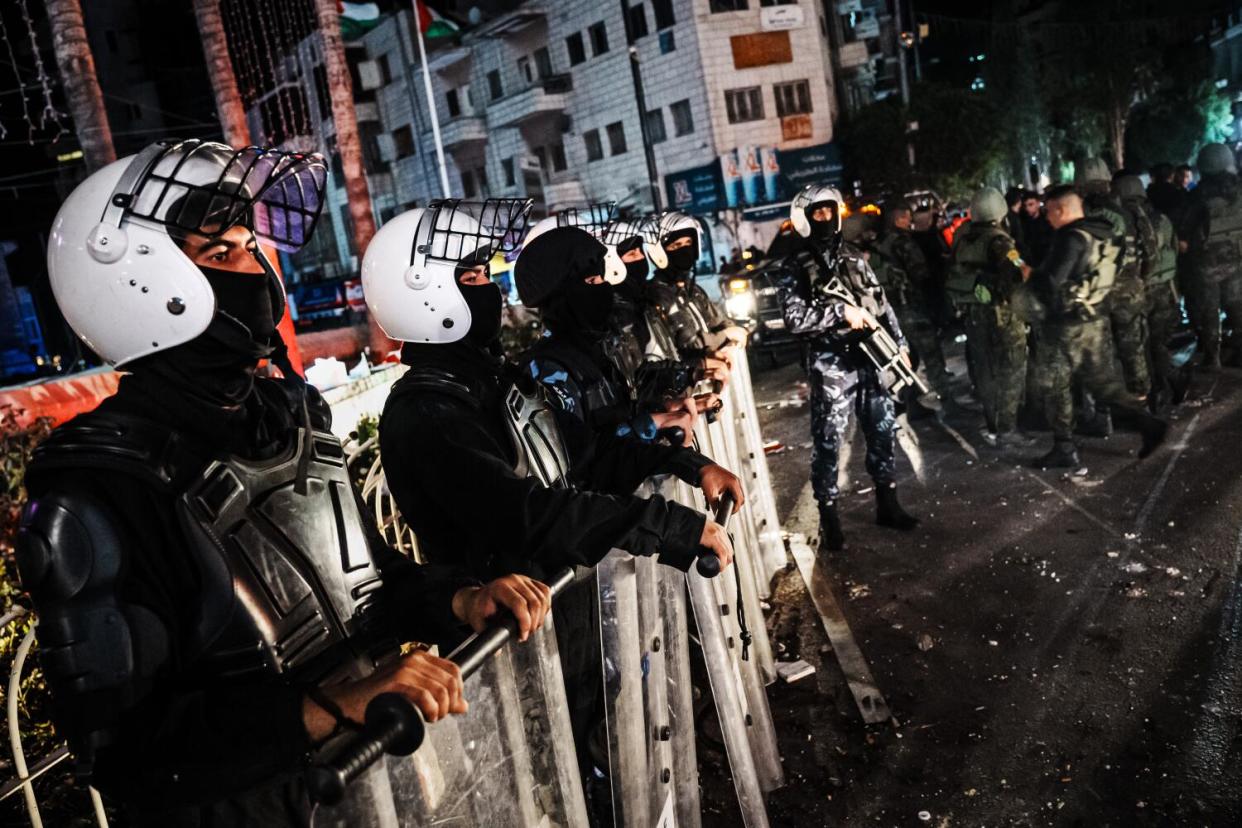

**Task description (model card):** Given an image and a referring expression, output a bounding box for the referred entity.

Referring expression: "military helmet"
[1111,174,1145,201]
[1198,142,1237,175]
[969,187,1007,224]
[1075,157,1111,185]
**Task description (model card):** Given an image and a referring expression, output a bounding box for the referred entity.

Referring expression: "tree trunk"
[192,0,251,147]
[312,0,393,359]
[44,0,114,171]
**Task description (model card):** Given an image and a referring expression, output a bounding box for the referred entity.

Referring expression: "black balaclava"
[615,236,649,303]
[807,200,839,246]
[459,276,503,347]
[516,227,614,336]
[662,228,700,274]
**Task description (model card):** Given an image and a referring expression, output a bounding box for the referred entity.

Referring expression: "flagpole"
[412,1,451,197]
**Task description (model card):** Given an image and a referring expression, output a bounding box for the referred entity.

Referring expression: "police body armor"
[503,379,572,488]
[869,232,913,306]
[947,224,1008,307]
[1120,197,1159,282]
[1068,228,1121,316]
[1200,180,1242,283]
[1148,208,1178,286]
[649,274,721,357]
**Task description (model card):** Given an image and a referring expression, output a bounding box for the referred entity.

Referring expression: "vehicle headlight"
[725,292,756,319]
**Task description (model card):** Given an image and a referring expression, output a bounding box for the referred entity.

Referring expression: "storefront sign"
[665,162,726,212]
[760,6,804,31]
[780,113,813,141]
[730,31,793,69]
[665,142,844,216]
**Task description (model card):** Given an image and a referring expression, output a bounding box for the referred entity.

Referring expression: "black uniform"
[17,372,473,826]
[648,266,730,366]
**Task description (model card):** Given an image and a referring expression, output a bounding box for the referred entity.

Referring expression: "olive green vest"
[1148,210,1177,285]
[870,232,912,301]
[1068,228,1120,314]
[947,224,1007,305]
[1202,188,1242,282]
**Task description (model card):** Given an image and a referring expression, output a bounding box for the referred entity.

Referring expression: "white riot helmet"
[790,183,844,239]
[521,204,625,284]
[644,210,702,271]
[47,139,326,365]
[362,198,531,343]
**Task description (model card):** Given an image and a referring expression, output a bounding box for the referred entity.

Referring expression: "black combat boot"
[1032,440,1081,469]
[818,501,845,551]
[875,484,919,531]
[1137,417,1169,459]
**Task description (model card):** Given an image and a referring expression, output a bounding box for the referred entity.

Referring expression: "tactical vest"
[1121,197,1159,281]
[1068,229,1120,315]
[869,232,912,302]
[1148,210,1178,285]
[946,224,1007,306]
[1201,188,1242,282]
[29,410,388,687]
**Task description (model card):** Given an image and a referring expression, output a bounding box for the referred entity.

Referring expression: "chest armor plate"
[178,429,384,684]
[503,382,571,488]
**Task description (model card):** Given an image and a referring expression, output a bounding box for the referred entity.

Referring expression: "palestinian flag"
[416,0,460,41]
[339,2,383,40]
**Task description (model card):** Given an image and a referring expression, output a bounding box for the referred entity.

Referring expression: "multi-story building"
[357,0,848,256]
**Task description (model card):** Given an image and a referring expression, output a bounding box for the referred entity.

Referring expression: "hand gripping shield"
[47,139,326,365]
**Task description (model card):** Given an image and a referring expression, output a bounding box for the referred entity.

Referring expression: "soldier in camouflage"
[1113,174,1185,409]
[1026,185,1168,468]
[947,187,1035,448]
[870,203,955,400]
[1077,158,1151,397]
[1178,142,1242,369]
[779,184,919,551]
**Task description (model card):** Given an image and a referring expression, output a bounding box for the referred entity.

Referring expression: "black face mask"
[200,264,278,346]
[666,242,699,274]
[618,249,650,303]
[460,281,503,346]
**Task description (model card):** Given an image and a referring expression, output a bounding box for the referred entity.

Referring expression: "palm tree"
[44,0,114,171]
[192,0,250,147]
[311,0,392,359]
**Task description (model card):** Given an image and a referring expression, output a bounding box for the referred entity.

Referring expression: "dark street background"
[701,347,1242,827]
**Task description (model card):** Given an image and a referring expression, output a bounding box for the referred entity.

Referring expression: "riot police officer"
[1179,142,1242,369]
[779,184,920,551]
[15,141,551,825]
[946,187,1035,448]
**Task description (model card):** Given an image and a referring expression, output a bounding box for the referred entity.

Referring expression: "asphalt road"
[702,348,1242,827]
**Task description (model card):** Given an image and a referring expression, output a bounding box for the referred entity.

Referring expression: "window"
[659,30,676,54]
[759,0,797,5]
[446,88,461,117]
[392,124,415,159]
[710,0,749,11]
[534,46,553,79]
[774,79,812,116]
[462,170,477,198]
[550,141,568,172]
[567,32,586,66]
[503,158,516,187]
[606,121,628,155]
[652,0,675,29]
[584,129,604,162]
[518,56,533,84]
[670,99,694,136]
[378,53,394,85]
[533,146,548,169]
[487,69,503,100]
[645,108,667,144]
[476,166,490,195]
[725,87,764,123]
[628,5,649,40]
[589,22,609,56]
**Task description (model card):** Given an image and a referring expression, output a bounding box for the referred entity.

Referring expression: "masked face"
[807,201,838,244]
[663,230,700,273]
[616,238,649,301]
[456,263,503,346]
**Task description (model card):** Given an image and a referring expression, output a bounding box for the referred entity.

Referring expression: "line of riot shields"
[320,345,788,828]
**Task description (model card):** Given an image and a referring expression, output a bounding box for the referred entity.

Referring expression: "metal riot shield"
[318,620,588,828]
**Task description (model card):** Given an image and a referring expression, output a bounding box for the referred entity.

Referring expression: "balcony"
[435,115,487,152]
[487,75,572,129]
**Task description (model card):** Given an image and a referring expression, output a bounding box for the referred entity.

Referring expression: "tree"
[44,0,114,171]
[312,0,392,358]
[192,0,250,147]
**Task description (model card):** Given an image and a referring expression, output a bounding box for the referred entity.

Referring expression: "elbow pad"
[15,492,169,767]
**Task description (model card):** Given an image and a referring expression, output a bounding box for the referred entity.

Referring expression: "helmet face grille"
[417,198,533,266]
[555,203,616,238]
[125,140,328,252]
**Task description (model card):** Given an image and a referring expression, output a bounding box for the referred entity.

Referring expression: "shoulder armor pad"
[28,411,205,496]
[389,366,483,410]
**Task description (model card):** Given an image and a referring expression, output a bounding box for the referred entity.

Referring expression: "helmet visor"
[417,198,533,267]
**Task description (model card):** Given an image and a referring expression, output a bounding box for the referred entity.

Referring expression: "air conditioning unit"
[520,155,542,171]
[376,134,397,162]
[357,60,383,91]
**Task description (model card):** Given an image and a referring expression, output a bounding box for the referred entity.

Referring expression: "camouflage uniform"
[780,242,906,502]
[869,228,952,394]
[947,222,1028,434]
[1030,216,1143,444]
[1140,203,1181,400]
[1085,190,1151,395]
[1179,171,1242,365]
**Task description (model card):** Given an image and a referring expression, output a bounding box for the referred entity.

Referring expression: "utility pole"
[894,0,910,106]
[618,0,661,212]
